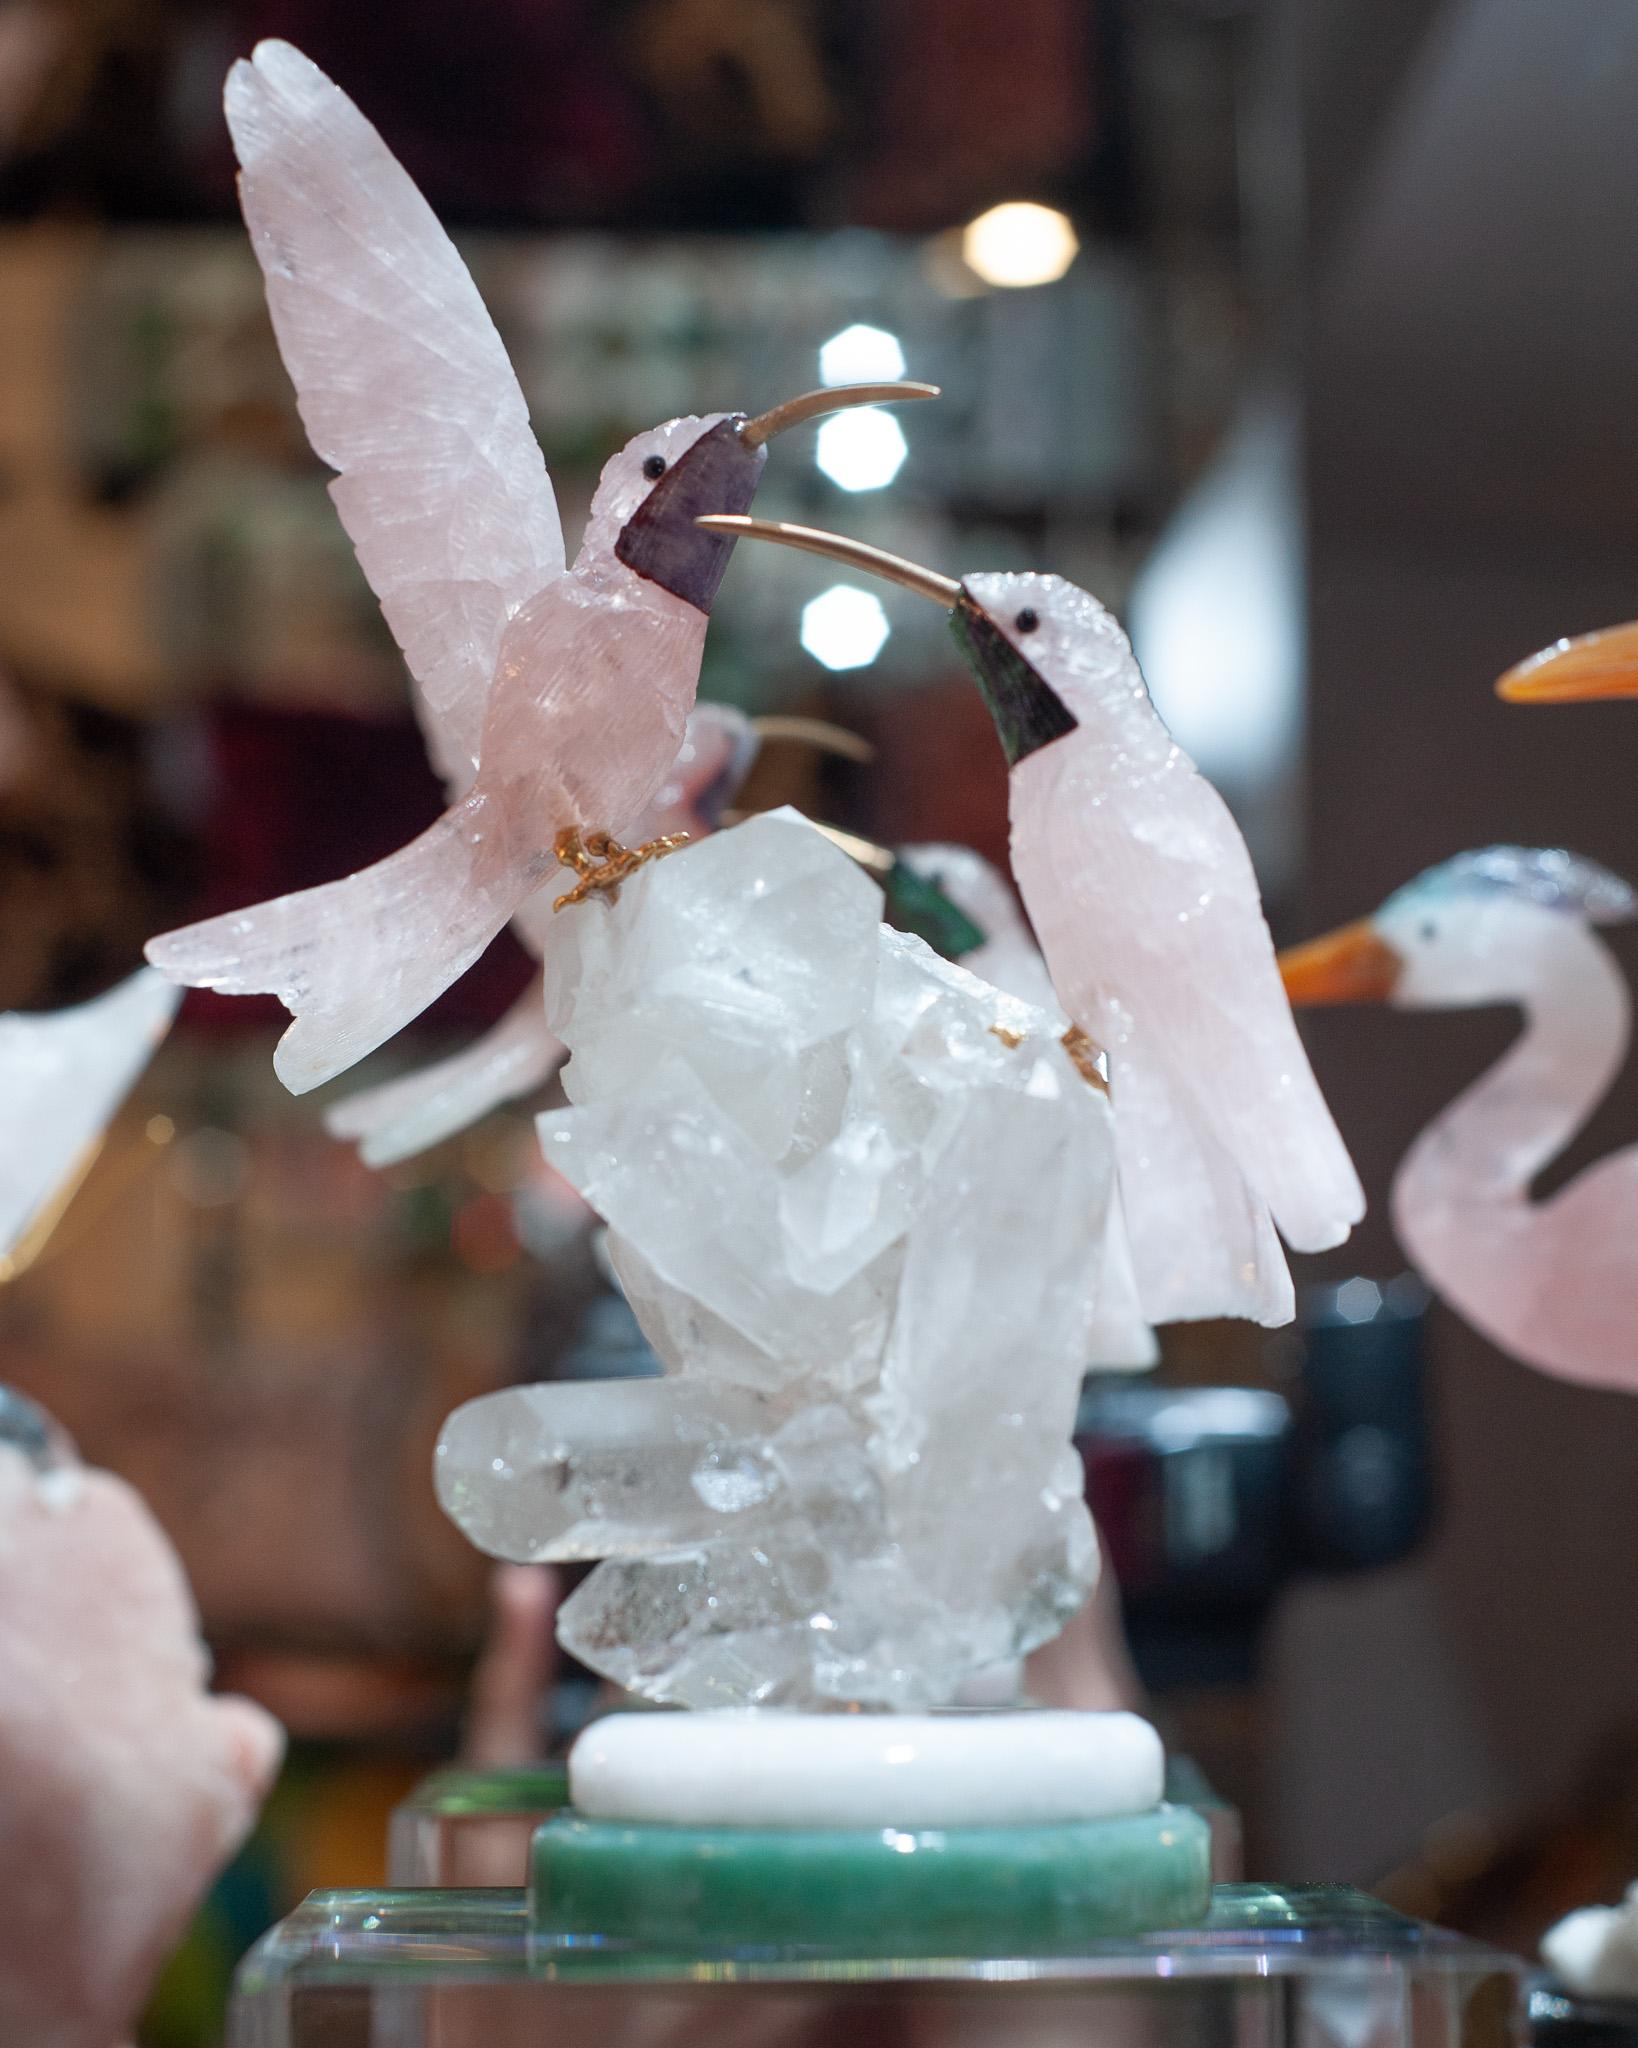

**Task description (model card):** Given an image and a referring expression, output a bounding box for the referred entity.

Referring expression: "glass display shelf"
[229,1883,1524,2048]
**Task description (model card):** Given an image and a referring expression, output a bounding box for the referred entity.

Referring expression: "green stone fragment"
[882,858,987,960]
[401,1763,569,1819]
[532,1803,1211,1957]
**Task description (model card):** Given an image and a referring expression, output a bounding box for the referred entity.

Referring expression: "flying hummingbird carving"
[144,40,934,1094]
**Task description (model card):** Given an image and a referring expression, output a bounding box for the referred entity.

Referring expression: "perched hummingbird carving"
[145,41,933,1093]
[703,516,1364,1325]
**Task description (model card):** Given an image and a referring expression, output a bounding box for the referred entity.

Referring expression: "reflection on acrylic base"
[229,1884,1524,2048]
[387,1762,570,1887]
[385,1755,1242,1888]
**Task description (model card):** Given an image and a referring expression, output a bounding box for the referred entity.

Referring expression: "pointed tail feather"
[1110,1043,1295,1328]
[1087,1202,1159,1369]
[325,974,562,1166]
[146,803,524,1092]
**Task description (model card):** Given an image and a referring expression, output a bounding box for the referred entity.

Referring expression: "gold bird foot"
[988,1021,1110,1096]
[553,827,692,911]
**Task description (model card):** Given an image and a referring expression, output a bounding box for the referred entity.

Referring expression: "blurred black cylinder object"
[1076,1275,1433,1691]
[1290,1275,1432,1573]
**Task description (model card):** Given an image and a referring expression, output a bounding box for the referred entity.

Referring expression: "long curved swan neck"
[1401,921,1630,1203]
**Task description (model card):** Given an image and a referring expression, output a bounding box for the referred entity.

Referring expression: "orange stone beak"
[1278,921,1403,1006]
[1496,620,1638,702]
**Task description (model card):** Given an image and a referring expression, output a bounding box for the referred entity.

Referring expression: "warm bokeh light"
[818,323,908,386]
[814,408,908,492]
[960,202,1079,289]
[799,585,891,671]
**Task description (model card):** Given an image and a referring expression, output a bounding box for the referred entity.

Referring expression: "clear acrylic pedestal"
[229,1883,1523,2048]
[387,1764,569,1887]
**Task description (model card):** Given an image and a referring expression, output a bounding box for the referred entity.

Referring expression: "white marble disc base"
[568,1710,1165,1830]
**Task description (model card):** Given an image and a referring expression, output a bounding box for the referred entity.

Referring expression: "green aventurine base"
[532,1802,1211,1957]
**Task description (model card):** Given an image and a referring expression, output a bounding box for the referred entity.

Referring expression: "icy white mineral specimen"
[1544,1883,1638,2000]
[438,810,1120,1710]
[0,968,178,1261]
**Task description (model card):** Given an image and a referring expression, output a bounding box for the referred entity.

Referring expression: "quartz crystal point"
[438,811,1124,1709]
[896,841,1155,1368]
[0,967,178,1260]
[0,1421,282,2048]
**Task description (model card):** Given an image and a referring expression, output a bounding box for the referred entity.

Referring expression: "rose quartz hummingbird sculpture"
[0,1391,282,2048]
[701,517,1364,1326]
[143,40,933,1094]
[1282,847,1638,1393]
[324,703,758,1167]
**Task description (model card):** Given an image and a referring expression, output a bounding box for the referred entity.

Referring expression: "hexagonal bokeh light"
[814,407,908,493]
[799,584,891,671]
[818,322,908,386]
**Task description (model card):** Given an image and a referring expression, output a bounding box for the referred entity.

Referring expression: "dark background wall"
[1272,0,1638,1879]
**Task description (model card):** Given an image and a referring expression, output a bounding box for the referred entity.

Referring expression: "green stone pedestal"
[532,1804,1211,1957]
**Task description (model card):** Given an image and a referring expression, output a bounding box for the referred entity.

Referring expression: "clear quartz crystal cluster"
[437,810,1119,1709]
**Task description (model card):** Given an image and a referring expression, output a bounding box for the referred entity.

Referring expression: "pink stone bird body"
[979,576,1365,1324]
[145,41,928,1095]
[1283,847,1638,1393]
[151,423,722,1092]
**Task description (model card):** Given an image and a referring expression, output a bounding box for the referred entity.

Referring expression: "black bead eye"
[1015,608,1040,634]
[642,454,667,480]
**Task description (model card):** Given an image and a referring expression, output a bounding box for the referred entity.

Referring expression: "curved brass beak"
[751,715,876,764]
[720,808,894,872]
[1278,921,1403,1006]
[696,515,961,608]
[738,382,939,448]
[1496,620,1638,702]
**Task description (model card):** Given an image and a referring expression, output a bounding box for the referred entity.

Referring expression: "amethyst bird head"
[598,385,936,616]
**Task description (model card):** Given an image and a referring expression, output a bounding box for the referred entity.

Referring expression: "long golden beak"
[696,515,961,607]
[751,715,876,763]
[1496,621,1638,702]
[1278,921,1403,1005]
[738,382,939,448]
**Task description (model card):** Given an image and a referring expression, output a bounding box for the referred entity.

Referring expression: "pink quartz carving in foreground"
[0,1403,282,2048]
